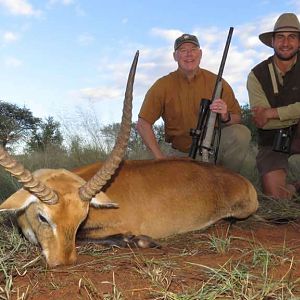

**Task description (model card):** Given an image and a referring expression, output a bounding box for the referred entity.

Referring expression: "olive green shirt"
[139,67,241,152]
[247,60,300,130]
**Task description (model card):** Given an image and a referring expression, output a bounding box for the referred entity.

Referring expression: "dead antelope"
[0,51,258,267]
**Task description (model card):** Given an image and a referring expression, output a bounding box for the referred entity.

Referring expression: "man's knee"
[221,124,251,150]
[218,124,251,172]
[262,169,293,199]
[229,124,251,145]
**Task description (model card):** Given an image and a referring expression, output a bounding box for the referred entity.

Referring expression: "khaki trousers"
[164,124,251,173]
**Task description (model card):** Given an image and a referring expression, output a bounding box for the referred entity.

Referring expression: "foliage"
[241,104,257,143]
[0,100,40,148]
[100,122,165,159]
[26,116,64,153]
[0,169,20,202]
[67,134,107,167]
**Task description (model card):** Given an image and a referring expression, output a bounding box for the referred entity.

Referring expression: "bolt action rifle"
[189,27,234,162]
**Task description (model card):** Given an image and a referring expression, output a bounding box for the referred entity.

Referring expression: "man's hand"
[210,98,229,122]
[251,106,278,128]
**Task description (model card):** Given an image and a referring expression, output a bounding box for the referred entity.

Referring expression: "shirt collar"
[273,54,297,77]
[177,67,201,82]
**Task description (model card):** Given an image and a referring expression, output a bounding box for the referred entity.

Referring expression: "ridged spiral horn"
[0,146,58,204]
[79,50,139,201]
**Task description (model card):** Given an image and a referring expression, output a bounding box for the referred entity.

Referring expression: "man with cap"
[247,13,300,199]
[136,33,250,172]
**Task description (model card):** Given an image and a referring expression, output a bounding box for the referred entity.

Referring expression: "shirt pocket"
[163,96,183,132]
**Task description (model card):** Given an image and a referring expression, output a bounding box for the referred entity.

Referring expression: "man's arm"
[247,71,279,128]
[136,117,165,159]
[247,71,300,128]
[251,106,279,128]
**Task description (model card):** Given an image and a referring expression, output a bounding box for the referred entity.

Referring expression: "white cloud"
[0,0,41,16]
[62,0,74,4]
[3,31,19,43]
[4,56,23,67]
[46,0,85,16]
[75,87,122,102]
[48,0,74,5]
[150,28,183,43]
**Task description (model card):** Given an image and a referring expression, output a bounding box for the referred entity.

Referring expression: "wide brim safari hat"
[259,13,300,48]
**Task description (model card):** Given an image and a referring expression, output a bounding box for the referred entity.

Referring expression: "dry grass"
[0,212,300,299]
[0,138,300,299]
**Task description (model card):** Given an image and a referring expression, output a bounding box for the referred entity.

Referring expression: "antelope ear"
[90,191,119,209]
[0,189,38,212]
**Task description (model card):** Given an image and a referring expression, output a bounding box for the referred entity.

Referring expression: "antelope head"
[0,51,139,267]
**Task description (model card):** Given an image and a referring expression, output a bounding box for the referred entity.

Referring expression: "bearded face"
[273,32,300,61]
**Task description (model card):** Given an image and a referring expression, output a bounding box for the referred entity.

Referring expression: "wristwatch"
[221,112,231,123]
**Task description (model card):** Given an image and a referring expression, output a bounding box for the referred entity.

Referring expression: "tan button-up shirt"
[139,67,241,152]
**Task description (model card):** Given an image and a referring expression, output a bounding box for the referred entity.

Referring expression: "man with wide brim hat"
[259,12,300,48]
[247,13,300,200]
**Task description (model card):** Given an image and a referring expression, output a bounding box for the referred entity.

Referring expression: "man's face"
[272,32,300,61]
[173,42,202,73]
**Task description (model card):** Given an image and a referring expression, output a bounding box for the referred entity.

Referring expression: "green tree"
[26,116,64,152]
[0,100,40,148]
[100,122,146,155]
[100,122,166,158]
[241,104,257,143]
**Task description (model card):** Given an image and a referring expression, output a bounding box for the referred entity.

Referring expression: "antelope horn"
[0,146,58,204]
[79,50,139,201]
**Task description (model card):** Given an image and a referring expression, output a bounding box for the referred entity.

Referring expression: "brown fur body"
[75,158,258,239]
[0,158,258,266]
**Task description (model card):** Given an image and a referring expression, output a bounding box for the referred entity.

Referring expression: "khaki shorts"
[256,146,289,176]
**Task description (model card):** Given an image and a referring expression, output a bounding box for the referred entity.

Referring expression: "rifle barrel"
[211,27,234,101]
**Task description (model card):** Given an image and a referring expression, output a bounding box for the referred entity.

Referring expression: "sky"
[0,0,300,130]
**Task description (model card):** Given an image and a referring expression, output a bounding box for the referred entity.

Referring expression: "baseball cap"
[174,34,200,50]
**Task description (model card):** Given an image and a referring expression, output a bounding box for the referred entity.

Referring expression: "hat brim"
[259,29,300,48]
[174,40,199,50]
[259,32,274,48]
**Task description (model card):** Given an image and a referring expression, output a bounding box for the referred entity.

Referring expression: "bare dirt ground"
[6,212,300,300]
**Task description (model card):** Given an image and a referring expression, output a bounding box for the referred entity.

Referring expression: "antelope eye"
[38,213,49,224]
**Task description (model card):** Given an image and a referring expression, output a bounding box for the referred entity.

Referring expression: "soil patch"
[6,216,300,299]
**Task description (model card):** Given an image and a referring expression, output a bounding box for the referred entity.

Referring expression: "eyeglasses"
[177,47,199,55]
